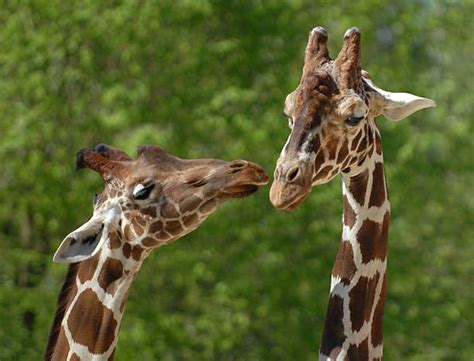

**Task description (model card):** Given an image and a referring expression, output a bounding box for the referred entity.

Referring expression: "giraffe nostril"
[186,178,207,187]
[229,161,248,173]
[287,166,301,182]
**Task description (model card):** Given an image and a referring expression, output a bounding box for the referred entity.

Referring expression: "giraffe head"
[53,144,268,263]
[269,26,435,210]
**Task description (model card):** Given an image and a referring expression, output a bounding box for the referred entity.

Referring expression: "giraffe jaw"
[225,184,260,198]
[269,177,312,211]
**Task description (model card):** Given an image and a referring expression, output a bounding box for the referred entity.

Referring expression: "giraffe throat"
[320,142,390,361]
[46,240,144,361]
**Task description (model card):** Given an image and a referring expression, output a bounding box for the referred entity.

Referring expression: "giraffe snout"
[226,160,269,185]
[270,161,313,211]
[275,161,309,184]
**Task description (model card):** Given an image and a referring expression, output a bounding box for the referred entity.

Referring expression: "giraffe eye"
[133,184,155,200]
[345,116,364,126]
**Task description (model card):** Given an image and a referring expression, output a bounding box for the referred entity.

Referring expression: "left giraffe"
[45,143,268,361]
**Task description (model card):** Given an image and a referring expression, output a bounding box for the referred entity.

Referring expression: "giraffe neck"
[320,140,390,361]
[46,241,147,361]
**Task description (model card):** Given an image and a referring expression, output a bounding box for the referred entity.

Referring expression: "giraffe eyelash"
[133,184,155,200]
[345,116,364,126]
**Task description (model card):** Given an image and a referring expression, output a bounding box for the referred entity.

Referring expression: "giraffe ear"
[53,216,107,263]
[364,78,436,121]
[380,91,436,121]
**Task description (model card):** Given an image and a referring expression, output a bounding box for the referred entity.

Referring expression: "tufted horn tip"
[305,25,330,66]
[310,26,328,38]
[344,27,361,39]
[76,148,91,171]
[93,143,110,156]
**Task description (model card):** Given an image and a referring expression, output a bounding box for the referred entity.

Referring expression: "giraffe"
[269,27,435,360]
[45,143,268,361]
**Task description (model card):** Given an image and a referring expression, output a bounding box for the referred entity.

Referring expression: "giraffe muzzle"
[222,160,269,198]
[270,160,313,211]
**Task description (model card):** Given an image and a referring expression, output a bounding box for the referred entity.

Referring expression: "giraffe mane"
[44,262,79,360]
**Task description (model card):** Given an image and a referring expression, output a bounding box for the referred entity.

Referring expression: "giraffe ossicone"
[46,144,268,361]
[270,26,435,360]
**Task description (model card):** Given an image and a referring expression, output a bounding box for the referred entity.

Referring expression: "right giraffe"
[269,27,436,360]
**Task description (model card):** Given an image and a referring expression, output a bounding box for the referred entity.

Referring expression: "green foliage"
[0,1,472,360]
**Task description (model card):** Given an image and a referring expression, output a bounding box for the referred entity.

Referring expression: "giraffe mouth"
[276,190,311,211]
[225,184,260,198]
[269,176,312,211]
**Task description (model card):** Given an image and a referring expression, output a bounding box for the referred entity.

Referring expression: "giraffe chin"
[225,184,260,198]
[277,191,311,211]
[269,183,311,211]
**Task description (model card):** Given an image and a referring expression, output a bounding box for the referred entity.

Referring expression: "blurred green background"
[0,1,472,360]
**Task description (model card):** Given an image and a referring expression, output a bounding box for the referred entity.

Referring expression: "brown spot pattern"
[315,149,325,168]
[142,237,158,247]
[70,354,81,361]
[320,295,346,356]
[165,221,183,235]
[349,169,368,205]
[316,165,333,180]
[132,246,144,261]
[351,129,363,151]
[337,139,349,163]
[98,258,124,293]
[332,241,357,285]
[341,157,352,170]
[368,162,386,208]
[179,195,202,213]
[326,137,339,160]
[45,264,79,361]
[78,252,100,284]
[150,221,163,233]
[142,207,157,218]
[123,225,133,241]
[135,216,146,227]
[356,136,367,153]
[347,337,369,360]
[357,214,389,263]
[375,134,382,155]
[159,231,171,240]
[67,289,117,354]
[343,195,356,228]
[371,274,386,348]
[311,134,321,153]
[161,202,179,218]
[50,327,70,360]
[200,199,218,213]
[131,219,144,236]
[122,243,131,258]
[109,231,121,249]
[349,273,380,332]
[367,127,374,145]
[183,213,198,227]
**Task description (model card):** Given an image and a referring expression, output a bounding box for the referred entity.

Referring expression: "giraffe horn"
[304,26,330,67]
[334,27,362,89]
[76,148,126,180]
[93,143,132,161]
